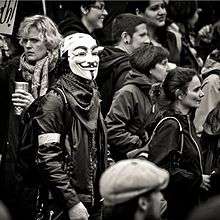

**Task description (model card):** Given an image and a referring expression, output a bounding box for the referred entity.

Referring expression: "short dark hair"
[167,0,198,23]
[130,45,169,75]
[112,13,147,43]
[163,67,200,102]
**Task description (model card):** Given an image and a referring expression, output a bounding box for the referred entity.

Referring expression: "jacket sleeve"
[105,89,143,155]
[34,91,80,209]
[149,119,202,190]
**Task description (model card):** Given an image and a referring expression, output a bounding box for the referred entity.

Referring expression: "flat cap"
[100,159,169,206]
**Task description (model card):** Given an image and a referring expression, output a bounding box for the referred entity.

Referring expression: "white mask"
[61,33,103,80]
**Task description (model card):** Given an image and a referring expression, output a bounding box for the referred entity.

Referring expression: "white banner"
[0,0,18,35]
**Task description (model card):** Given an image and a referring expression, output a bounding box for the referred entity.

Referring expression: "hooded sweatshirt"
[96,46,131,117]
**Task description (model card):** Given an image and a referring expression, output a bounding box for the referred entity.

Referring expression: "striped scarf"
[19,50,58,99]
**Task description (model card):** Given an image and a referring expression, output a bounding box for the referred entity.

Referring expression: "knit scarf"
[19,50,58,99]
[58,73,100,132]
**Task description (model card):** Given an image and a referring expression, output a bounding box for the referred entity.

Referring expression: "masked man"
[34,33,108,220]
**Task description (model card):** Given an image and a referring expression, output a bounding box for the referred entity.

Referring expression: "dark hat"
[100,159,169,206]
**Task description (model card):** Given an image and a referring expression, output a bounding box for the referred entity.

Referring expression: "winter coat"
[96,46,131,117]
[194,49,220,135]
[0,56,59,219]
[148,110,203,220]
[105,69,152,161]
[34,74,108,210]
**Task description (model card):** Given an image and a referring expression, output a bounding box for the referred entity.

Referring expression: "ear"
[121,32,131,44]
[80,5,89,15]
[175,89,184,100]
[138,197,149,211]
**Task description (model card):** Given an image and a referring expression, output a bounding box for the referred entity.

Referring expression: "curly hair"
[18,15,62,52]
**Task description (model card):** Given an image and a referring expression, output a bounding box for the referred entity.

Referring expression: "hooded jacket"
[105,69,152,161]
[194,49,220,134]
[34,73,108,210]
[96,46,131,117]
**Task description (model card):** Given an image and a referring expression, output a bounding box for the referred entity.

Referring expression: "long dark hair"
[163,67,200,102]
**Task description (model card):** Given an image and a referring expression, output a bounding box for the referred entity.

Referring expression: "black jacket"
[34,74,108,210]
[148,110,203,220]
[96,46,131,117]
[105,69,152,161]
[0,57,59,219]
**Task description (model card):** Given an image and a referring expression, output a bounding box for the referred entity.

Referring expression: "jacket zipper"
[187,115,203,174]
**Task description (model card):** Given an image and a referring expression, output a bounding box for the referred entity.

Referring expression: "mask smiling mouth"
[78,62,98,69]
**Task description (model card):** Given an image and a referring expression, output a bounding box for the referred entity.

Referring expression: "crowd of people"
[0,0,220,220]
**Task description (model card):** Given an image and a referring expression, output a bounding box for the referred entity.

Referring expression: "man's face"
[22,27,47,63]
[85,1,108,30]
[130,23,150,51]
[144,0,167,27]
[68,34,101,80]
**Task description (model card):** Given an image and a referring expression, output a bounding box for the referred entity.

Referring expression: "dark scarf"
[57,73,100,132]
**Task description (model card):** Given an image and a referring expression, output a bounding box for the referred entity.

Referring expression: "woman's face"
[22,27,47,63]
[144,0,167,27]
[150,58,168,82]
[180,75,204,110]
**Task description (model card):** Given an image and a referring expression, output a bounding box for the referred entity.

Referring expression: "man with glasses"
[59,0,108,39]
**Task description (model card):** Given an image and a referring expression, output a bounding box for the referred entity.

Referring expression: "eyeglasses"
[90,4,106,11]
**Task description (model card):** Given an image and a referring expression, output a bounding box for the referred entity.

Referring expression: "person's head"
[73,0,108,33]
[60,33,103,80]
[167,0,200,28]
[129,0,167,28]
[100,159,169,220]
[18,15,62,63]
[163,67,204,114]
[112,13,150,53]
[130,45,169,82]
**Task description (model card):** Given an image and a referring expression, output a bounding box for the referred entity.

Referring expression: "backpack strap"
[128,116,184,159]
[151,117,184,154]
[50,87,72,136]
